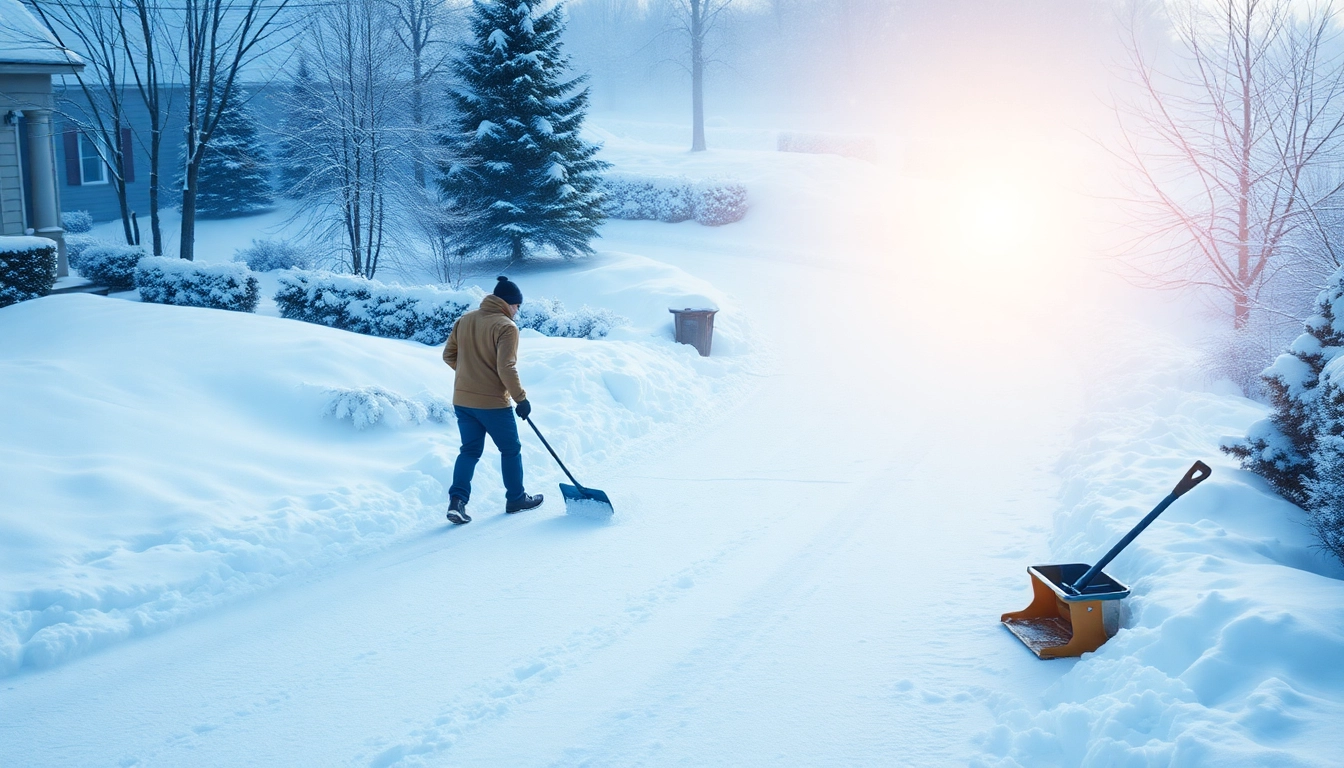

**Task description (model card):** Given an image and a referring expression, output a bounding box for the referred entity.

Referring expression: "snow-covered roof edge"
[0,0,85,70]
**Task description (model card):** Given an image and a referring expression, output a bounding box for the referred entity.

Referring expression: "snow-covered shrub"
[61,210,94,234]
[274,270,476,345]
[693,179,749,226]
[275,271,627,345]
[0,236,58,308]
[777,131,881,163]
[135,257,260,312]
[63,234,100,264]
[234,239,312,272]
[602,173,747,226]
[602,174,694,222]
[516,298,624,340]
[69,243,146,290]
[324,387,453,430]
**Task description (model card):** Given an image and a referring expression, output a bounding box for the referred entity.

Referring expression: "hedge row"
[135,257,260,312]
[275,271,625,344]
[602,173,748,226]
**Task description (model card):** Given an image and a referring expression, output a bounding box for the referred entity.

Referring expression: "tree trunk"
[180,160,199,261]
[690,0,706,152]
[148,107,163,256]
[116,170,134,245]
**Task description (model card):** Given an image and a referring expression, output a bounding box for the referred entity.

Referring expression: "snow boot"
[446,497,471,525]
[505,493,544,514]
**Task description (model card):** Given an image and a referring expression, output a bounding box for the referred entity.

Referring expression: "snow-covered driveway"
[1,146,1099,765]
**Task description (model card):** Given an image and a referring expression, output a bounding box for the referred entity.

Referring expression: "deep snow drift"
[0,252,754,678]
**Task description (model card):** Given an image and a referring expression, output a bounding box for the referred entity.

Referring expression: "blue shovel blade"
[560,483,613,518]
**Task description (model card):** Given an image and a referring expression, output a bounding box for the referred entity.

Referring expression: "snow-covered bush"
[61,210,94,234]
[274,271,476,345]
[777,131,881,163]
[69,243,146,290]
[0,236,58,308]
[63,234,100,264]
[135,257,260,312]
[693,179,749,226]
[234,239,312,272]
[602,173,748,226]
[324,387,453,430]
[603,174,695,222]
[516,298,623,340]
[275,271,627,345]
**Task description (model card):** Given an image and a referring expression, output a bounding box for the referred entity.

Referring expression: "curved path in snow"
[1,147,1095,765]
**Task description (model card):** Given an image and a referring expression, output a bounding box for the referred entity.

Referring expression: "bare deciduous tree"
[281,0,415,278]
[383,0,459,187]
[666,0,734,151]
[1114,0,1344,330]
[177,0,291,261]
[117,0,174,255]
[30,0,138,244]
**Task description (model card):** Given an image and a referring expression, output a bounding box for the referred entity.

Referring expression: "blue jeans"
[450,405,525,503]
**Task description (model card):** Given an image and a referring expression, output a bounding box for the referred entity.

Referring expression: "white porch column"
[23,109,67,277]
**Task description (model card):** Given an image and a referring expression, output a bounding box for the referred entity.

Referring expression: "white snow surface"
[0,235,57,252]
[977,330,1344,767]
[2,119,1342,766]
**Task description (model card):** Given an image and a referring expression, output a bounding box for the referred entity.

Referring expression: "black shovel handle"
[1172,461,1212,497]
[1068,460,1211,594]
[524,416,586,493]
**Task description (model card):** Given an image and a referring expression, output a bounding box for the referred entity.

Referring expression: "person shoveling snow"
[441,276,544,524]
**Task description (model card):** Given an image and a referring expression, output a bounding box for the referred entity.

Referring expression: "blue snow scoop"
[524,416,614,517]
[1001,460,1211,658]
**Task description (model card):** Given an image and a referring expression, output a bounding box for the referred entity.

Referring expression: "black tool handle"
[525,416,585,492]
[1069,461,1211,594]
[1172,461,1212,497]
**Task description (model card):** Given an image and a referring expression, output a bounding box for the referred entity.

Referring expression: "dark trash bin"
[669,308,718,357]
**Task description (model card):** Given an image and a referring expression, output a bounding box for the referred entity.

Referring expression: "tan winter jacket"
[443,294,528,409]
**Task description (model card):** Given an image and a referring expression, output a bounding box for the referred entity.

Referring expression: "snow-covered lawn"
[2,120,1341,766]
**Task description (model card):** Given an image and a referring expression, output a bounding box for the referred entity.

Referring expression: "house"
[51,82,285,232]
[0,0,83,276]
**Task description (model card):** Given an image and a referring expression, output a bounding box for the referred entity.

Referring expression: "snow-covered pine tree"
[192,94,274,218]
[438,0,609,261]
[1224,268,1344,505]
[1304,372,1344,563]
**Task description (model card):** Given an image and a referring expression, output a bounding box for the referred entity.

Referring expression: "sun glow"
[957,179,1043,262]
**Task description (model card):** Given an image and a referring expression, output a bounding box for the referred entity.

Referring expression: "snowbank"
[0,288,756,678]
[977,335,1344,766]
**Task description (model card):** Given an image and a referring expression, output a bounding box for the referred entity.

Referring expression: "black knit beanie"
[492,275,523,306]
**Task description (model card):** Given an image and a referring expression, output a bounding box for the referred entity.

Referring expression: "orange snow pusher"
[1002,461,1211,659]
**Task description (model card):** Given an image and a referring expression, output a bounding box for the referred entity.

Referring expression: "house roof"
[0,0,84,71]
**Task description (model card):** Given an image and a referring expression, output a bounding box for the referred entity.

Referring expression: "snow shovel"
[1001,460,1211,659]
[524,416,614,518]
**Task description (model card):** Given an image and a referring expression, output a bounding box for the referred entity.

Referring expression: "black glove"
[514,399,532,420]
